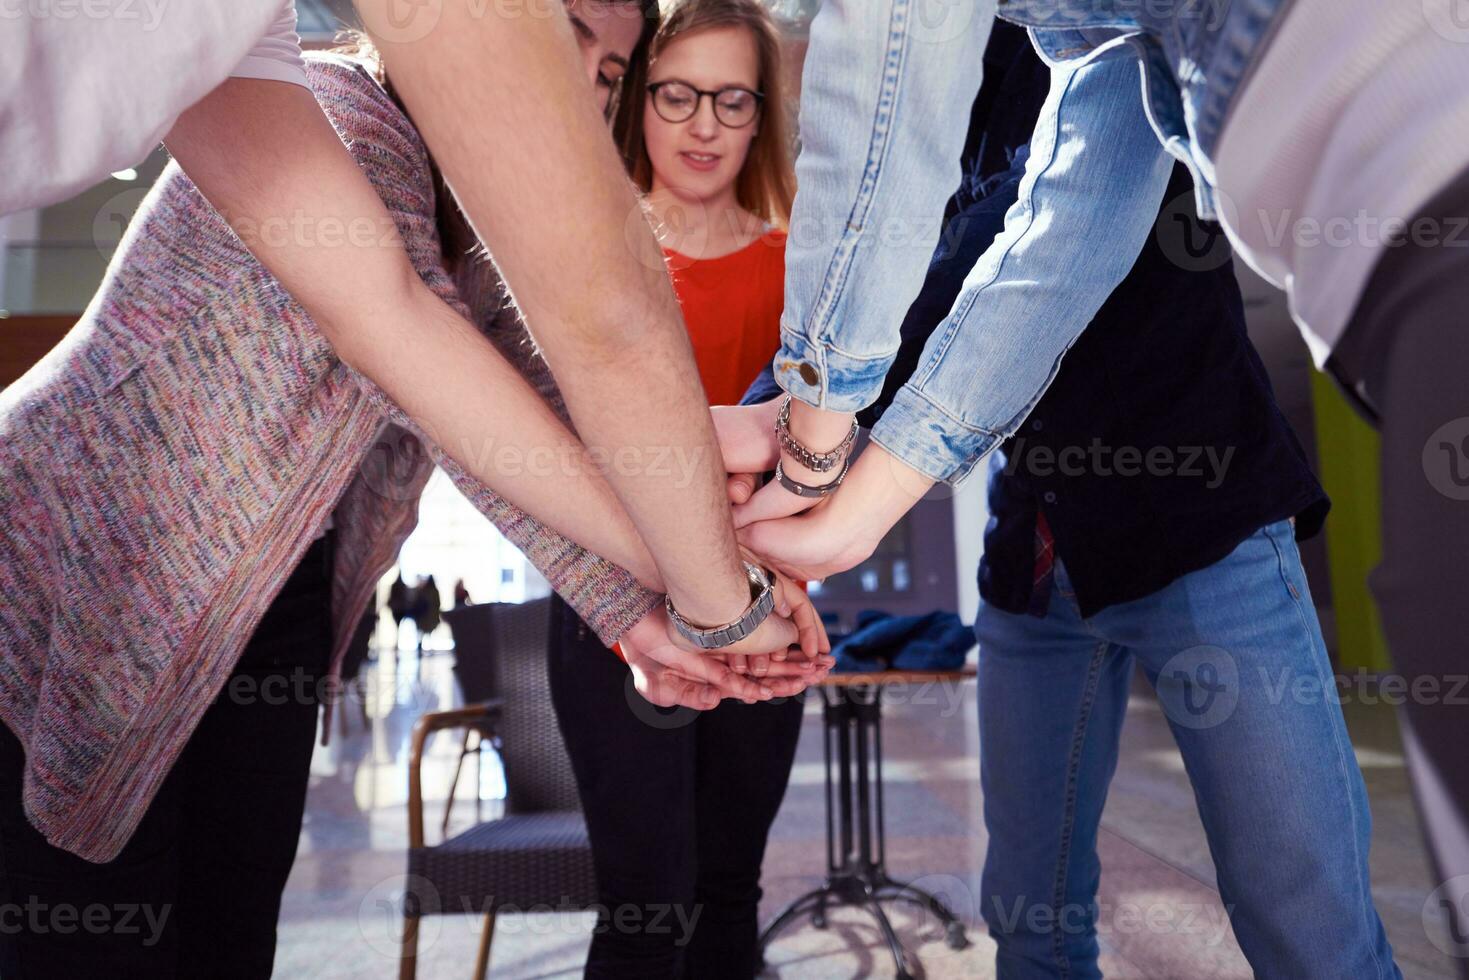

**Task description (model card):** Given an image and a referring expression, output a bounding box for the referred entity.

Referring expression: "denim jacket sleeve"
[773,0,993,412]
[777,7,1175,484]
[871,51,1174,482]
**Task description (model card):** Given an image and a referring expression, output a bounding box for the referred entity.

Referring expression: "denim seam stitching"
[780,321,903,364]
[1050,639,1110,977]
[804,0,912,349]
[1264,522,1390,979]
[907,60,1077,396]
[889,384,1006,436]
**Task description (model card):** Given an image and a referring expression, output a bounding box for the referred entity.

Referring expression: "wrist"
[834,445,934,544]
[778,397,858,486]
[665,561,774,648]
[628,546,667,594]
[666,560,756,627]
[620,606,662,652]
[786,397,858,453]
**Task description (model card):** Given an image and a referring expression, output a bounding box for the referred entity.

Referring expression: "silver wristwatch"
[666,562,776,650]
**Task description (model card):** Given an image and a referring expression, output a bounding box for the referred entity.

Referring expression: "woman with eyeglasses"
[546,3,803,978]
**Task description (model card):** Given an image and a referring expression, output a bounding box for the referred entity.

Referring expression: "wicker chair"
[440,603,504,834]
[400,597,597,980]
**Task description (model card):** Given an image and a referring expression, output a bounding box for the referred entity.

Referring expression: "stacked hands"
[621,396,937,712]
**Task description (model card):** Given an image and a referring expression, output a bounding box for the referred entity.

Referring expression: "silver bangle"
[775,395,858,474]
[774,456,850,498]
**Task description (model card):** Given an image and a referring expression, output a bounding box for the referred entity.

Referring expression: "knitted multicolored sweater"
[0,54,660,863]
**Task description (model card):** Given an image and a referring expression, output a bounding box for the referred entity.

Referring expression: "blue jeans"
[975,520,1399,979]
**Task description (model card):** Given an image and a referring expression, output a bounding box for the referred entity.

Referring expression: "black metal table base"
[758,683,969,978]
[760,869,968,979]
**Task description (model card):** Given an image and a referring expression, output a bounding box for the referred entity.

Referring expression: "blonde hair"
[619,0,795,228]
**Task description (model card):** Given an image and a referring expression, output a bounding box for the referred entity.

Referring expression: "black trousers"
[547,596,805,980]
[1331,167,1469,975]
[0,534,334,979]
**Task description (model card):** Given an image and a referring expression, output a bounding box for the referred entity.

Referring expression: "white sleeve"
[0,1,286,214]
[230,0,310,89]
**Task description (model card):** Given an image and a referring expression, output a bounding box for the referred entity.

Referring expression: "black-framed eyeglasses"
[646,81,765,128]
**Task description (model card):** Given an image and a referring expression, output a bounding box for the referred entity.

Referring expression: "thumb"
[727,473,758,505]
[764,611,799,652]
[733,479,817,529]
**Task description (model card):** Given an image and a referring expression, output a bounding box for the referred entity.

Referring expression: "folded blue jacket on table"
[831,610,974,674]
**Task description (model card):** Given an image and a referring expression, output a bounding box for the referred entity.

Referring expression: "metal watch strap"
[665,562,776,650]
[774,457,850,498]
[775,396,858,473]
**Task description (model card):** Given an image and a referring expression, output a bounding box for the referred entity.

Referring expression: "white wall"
[0,208,41,315]
[950,459,990,625]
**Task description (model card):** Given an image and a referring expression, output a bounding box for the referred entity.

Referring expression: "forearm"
[360,0,750,625]
[362,289,666,592]
[166,78,663,594]
[547,327,749,624]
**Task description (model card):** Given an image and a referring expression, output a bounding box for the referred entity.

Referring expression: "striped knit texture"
[0,54,657,863]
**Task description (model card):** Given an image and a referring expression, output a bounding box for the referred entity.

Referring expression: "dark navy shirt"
[747,22,1328,618]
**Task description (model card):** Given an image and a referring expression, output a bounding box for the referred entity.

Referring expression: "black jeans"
[0,533,334,979]
[547,596,804,980]
[1330,167,1469,976]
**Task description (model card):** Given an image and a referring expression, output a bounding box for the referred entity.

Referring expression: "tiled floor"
[277,645,1458,979]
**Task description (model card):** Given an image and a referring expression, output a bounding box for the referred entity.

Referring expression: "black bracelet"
[774,456,850,498]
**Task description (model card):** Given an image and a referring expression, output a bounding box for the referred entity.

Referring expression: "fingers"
[771,575,793,617]
[636,653,831,707]
[654,643,773,701]
[761,611,799,654]
[701,660,773,701]
[770,569,827,658]
[634,670,719,710]
[759,657,831,676]
[732,479,821,530]
[789,589,829,658]
[727,473,758,505]
[763,660,834,697]
[761,676,812,698]
[675,680,720,711]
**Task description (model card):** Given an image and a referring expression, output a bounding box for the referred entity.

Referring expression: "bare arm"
[164,77,662,588]
[355,0,752,627]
